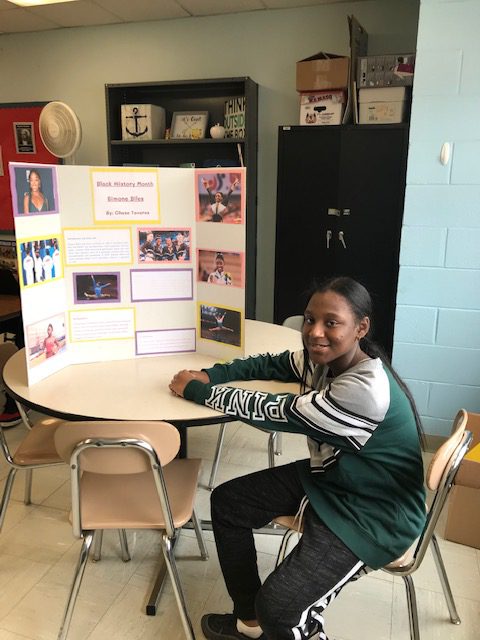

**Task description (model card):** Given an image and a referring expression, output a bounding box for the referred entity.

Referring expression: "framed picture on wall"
[171,111,208,140]
[14,122,36,154]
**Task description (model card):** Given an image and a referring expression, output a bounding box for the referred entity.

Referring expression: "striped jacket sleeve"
[185,357,390,452]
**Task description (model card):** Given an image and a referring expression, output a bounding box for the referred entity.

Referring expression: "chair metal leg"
[430,534,461,624]
[267,432,276,468]
[274,431,283,456]
[0,468,17,532]
[275,528,297,568]
[162,533,196,640]
[57,531,94,640]
[208,423,226,491]
[92,529,103,561]
[118,529,131,562]
[191,509,208,560]
[24,469,33,505]
[402,574,420,640]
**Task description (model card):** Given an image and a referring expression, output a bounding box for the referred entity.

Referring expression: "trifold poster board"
[9,162,246,385]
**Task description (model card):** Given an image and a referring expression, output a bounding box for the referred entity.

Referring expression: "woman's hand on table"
[169,369,210,397]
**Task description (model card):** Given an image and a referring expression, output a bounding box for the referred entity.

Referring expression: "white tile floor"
[0,418,479,640]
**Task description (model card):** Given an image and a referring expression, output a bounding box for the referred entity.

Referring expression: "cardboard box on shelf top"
[296,52,350,92]
[445,411,480,549]
[299,91,346,126]
[358,86,408,124]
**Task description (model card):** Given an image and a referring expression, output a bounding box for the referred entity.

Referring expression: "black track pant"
[211,462,366,640]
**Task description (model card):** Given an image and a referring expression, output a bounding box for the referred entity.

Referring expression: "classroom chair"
[54,420,208,640]
[0,342,66,533]
[272,409,472,640]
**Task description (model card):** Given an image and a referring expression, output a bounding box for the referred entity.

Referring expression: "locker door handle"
[326,230,332,249]
[338,231,347,249]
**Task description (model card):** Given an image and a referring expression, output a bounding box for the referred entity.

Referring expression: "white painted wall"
[0,1,419,320]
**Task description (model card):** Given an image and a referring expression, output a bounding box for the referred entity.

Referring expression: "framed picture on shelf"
[171,111,208,140]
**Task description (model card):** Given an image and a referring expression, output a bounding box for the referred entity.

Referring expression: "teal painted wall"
[393,0,480,435]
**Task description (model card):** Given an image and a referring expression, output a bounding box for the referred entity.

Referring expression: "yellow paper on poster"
[90,167,161,224]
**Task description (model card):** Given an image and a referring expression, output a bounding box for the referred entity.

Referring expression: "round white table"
[2,318,303,615]
[2,319,303,425]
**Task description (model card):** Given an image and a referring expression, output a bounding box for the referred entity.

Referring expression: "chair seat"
[273,515,302,532]
[384,538,418,570]
[13,418,64,466]
[79,458,202,530]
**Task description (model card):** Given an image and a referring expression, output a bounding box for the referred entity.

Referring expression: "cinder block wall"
[393,0,480,436]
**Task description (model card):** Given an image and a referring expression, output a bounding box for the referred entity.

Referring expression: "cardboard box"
[296,52,350,92]
[357,53,415,88]
[358,86,407,124]
[444,412,480,549]
[121,104,166,140]
[299,91,346,126]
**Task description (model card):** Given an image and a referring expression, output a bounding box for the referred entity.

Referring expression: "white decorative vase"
[210,123,225,139]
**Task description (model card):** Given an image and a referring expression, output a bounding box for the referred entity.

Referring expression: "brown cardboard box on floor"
[444,412,480,549]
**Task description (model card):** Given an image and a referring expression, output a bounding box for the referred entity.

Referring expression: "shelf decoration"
[171,111,208,139]
[121,104,166,140]
[224,97,245,138]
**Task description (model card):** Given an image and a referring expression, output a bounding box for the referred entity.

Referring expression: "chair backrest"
[0,342,18,378]
[427,408,468,491]
[282,315,304,332]
[54,420,180,473]
[55,421,183,538]
[411,410,472,569]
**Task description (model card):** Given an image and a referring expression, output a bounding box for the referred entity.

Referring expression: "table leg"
[178,424,188,459]
[146,558,168,615]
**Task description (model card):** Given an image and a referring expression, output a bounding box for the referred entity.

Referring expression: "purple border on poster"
[130,268,193,302]
[135,328,196,356]
[9,163,60,217]
[72,271,121,305]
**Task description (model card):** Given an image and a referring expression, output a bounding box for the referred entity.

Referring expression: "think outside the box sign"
[224,97,245,138]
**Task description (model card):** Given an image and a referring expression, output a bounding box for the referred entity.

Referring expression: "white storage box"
[299,91,346,126]
[121,104,166,140]
[358,87,407,124]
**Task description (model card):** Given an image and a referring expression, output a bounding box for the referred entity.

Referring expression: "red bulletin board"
[0,103,60,231]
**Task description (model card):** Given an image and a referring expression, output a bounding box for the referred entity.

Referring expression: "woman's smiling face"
[302,290,369,376]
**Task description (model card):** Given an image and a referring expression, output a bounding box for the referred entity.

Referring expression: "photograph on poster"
[19,237,61,287]
[10,165,58,215]
[26,313,66,367]
[197,249,243,287]
[73,272,120,304]
[197,249,244,287]
[138,227,191,262]
[14,122,36,154]
[200,304,242,347]
[197,172,243,224]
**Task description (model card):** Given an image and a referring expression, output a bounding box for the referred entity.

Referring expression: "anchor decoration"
[125,107,148,138]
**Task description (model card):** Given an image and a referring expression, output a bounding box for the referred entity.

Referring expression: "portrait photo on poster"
[73,272,120,304]
[200,304,242,348]
[137,227,191,263]
[10,165,59,216]
[197,249,243,287]
[25,313,67,368]
[197,171,243,224]
[13,122,36,154]
[19,237,61,287]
